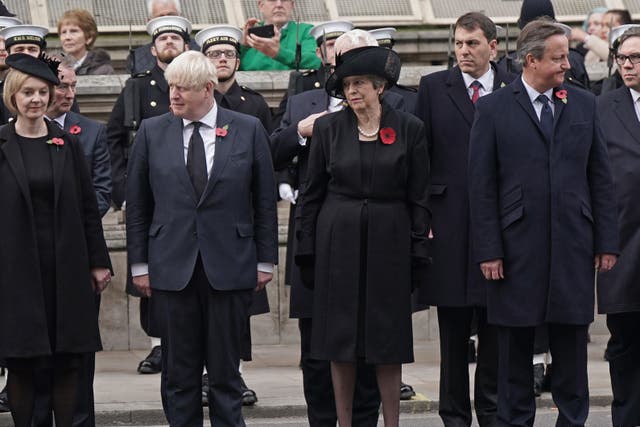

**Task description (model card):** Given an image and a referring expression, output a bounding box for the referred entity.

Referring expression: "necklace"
[357,125,379,138]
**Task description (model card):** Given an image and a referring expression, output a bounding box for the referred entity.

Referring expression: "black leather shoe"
[400,381,415,400]
[202,373,208,406]
[137,345,161,374]
[541,364,552,392]
[468,339,477,364]
[0,384,9,413]
[533,363,545,396]
[240,376,257,406]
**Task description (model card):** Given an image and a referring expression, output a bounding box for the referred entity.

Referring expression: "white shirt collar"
[461,66,494,92]
[629,87,640,103]
[521,76,554,104]
[45,113,66,129]
[182,102,218,130]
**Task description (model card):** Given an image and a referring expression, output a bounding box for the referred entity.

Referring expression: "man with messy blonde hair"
[126,50,278,426]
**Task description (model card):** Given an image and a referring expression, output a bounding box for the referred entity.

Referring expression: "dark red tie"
[470,80,482,104]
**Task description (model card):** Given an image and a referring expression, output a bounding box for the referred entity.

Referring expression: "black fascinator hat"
[325,46,401,99]
[5,53,60,85]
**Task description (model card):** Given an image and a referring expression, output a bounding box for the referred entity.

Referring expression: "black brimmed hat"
[5,53,60,85]
[325,46,401,99]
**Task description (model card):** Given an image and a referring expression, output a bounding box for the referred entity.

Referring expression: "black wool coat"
[0,121,112,358]
[596,87,640,314]
[296,102,430,364]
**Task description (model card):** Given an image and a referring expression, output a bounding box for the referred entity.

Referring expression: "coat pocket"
[236,223,254,237]
[148,223,163,237]
[500,205,524,230]
[429,184,446,196]
[500,185,522,212]
[580,203,594,224]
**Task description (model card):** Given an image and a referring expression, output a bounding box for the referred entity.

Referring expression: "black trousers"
[437,307,498,427]
[496,324,589,427]
[299,318,380,427]
[607,312,640,427]
[31,295,100,427]
[158,258,251,427]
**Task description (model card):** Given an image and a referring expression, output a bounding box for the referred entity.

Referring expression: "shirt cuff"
[131,263,149,277]
[297,131,307,146]
[258,262,274,274]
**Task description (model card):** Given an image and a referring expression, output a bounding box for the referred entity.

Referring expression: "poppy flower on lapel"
[47,137,65,146]
[215,124,229,137]
[69,125,81,135]
[555,89,568,104]
[380,127,396,145]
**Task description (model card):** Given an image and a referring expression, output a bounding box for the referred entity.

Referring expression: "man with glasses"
[240,0,320,71]
[597,26,640,427]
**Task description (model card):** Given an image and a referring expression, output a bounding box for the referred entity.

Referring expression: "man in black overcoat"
[415,12,515,427]
[596,27,640,427]
[469,20,619,427]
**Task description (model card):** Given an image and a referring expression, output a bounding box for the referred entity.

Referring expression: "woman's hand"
[91,267,111,294]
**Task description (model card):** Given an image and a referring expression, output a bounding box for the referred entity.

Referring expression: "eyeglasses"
[615,53,640,65]
[205,49,237,59]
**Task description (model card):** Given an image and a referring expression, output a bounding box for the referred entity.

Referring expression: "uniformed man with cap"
[0,24,50,124]
[105,15,191,379]
[369,27,418,114]
[196,25,272,132]
[0,16,21,80]
[195,24,272,406]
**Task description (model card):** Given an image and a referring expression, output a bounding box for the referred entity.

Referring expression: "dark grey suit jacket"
[64,111,111,216]
[126,107,278,292]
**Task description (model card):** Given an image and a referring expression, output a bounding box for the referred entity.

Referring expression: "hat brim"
[5,53,59,85]
[325,46,401,99]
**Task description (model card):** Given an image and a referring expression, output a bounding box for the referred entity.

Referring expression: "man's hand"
[91,267,111,294]
[571,27,588,43]
[256,271,273,291]
[595,253,617,272]
[133,274,152,297]
[480,259,504,281]
[246,25,282,58]
[297,111,328,137]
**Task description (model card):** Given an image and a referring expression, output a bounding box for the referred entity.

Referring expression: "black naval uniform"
[106,65,169,209]
[215,80,274,132]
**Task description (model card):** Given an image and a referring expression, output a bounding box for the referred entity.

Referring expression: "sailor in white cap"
[369,27,397,49]
[0,16,21,80]
[1,24,47,57]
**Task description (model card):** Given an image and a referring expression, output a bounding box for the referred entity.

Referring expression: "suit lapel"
[445,68,475,126]
[0,123,32,210]
[512,79,548,143]
[48,121,67,209]
[63,111,79,131]
[552,87,566,133]
[613,88,640,144]
[201,108,234,202]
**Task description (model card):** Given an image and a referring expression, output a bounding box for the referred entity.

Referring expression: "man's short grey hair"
[164,50,218,88]
[516,19,566,65]
[147,0,181,17]
[334,29,378,55]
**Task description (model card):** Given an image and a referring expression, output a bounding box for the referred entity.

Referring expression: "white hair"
[334,29,378,55]
[164,50,218,88]
[147,0,181,17]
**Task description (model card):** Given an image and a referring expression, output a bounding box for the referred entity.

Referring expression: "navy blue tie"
[187,122,207,199]
[537,94,553,141]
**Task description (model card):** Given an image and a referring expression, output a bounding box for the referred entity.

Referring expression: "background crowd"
[0,0,638,426]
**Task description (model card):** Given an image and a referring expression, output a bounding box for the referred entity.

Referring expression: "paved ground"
[0,335,614,426]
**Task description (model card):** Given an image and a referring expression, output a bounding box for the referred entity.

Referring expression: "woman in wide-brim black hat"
[296,42,431,426]
[0,53,112,427]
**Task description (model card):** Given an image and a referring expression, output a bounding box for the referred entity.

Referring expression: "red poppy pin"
[46,137,65,151]
[555,89,568,104]
[215,124,229,138]
[69,125,81,135]
[380,127,396,145]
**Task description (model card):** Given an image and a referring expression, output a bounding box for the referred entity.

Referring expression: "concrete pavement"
[0,335,614,426]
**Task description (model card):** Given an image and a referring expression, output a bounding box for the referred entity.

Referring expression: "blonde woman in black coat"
[0,54,111,427]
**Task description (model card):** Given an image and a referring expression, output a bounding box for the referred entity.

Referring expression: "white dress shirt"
[461,67,495,99]
[521,76,555,120]
[630,88,640,123]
